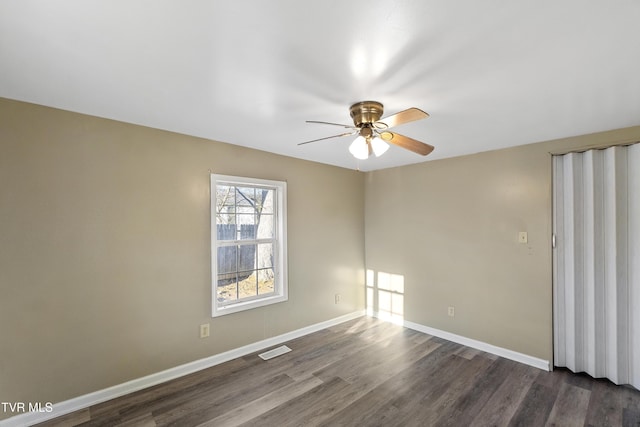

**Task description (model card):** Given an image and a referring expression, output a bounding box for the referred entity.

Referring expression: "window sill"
[212,293,288,317]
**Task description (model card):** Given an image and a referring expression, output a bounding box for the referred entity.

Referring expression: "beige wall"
[364,126,640,361]
[0,98,365,416]
[3,95,640,419]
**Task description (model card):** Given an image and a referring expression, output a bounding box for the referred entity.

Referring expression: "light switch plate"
[200,323,210,338]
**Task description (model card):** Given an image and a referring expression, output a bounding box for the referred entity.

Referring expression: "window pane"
[217,278,238,303]
[255,188,274,214]
[216,185,236,218]
[238,219,256,240]
[216,224,236,241]
[238,272,258,299]
[217,246,237,274]
[257,243,273,268]
[236,187,255,209]
[256,214,274,239]
[257,268,275,295]
[238,244,256,273]
[216,211,236,225]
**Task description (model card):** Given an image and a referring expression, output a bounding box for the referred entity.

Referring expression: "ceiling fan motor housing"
[350,101,384,127]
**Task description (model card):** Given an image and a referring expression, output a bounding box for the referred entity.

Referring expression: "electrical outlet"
[335,294,341,304]
[448,306,455,317]
[518,231,528,243]
[200,323,210,338]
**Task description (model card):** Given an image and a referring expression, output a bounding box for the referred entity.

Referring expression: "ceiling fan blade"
[376,108,429,129]
[306,120,357,129]
[379,131,434,156]
[298,130,358,146]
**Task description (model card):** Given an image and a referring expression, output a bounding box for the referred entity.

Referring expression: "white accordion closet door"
[553,144,639,390]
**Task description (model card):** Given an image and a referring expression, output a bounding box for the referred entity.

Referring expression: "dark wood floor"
[36,317,640,427]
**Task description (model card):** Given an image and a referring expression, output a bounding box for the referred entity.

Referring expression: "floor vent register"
[258,345,292,360]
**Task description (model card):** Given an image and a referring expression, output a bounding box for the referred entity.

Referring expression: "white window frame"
[210,174,287,317]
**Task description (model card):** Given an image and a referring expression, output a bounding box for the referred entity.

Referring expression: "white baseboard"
[0,310,365,427]
[2,311,550,426]
[371,311,550,371]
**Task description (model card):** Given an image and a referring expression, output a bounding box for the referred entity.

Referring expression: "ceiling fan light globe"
[349,136,369,160]
[371,136,390,157]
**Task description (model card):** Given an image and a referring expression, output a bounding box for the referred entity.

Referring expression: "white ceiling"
[2,1,640,171]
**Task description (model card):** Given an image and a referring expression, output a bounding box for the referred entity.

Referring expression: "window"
[210,174,287,317]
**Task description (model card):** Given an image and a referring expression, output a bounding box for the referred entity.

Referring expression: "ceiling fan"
[298,101,434,160]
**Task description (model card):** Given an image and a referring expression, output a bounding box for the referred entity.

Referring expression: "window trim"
[210,174,287,317]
